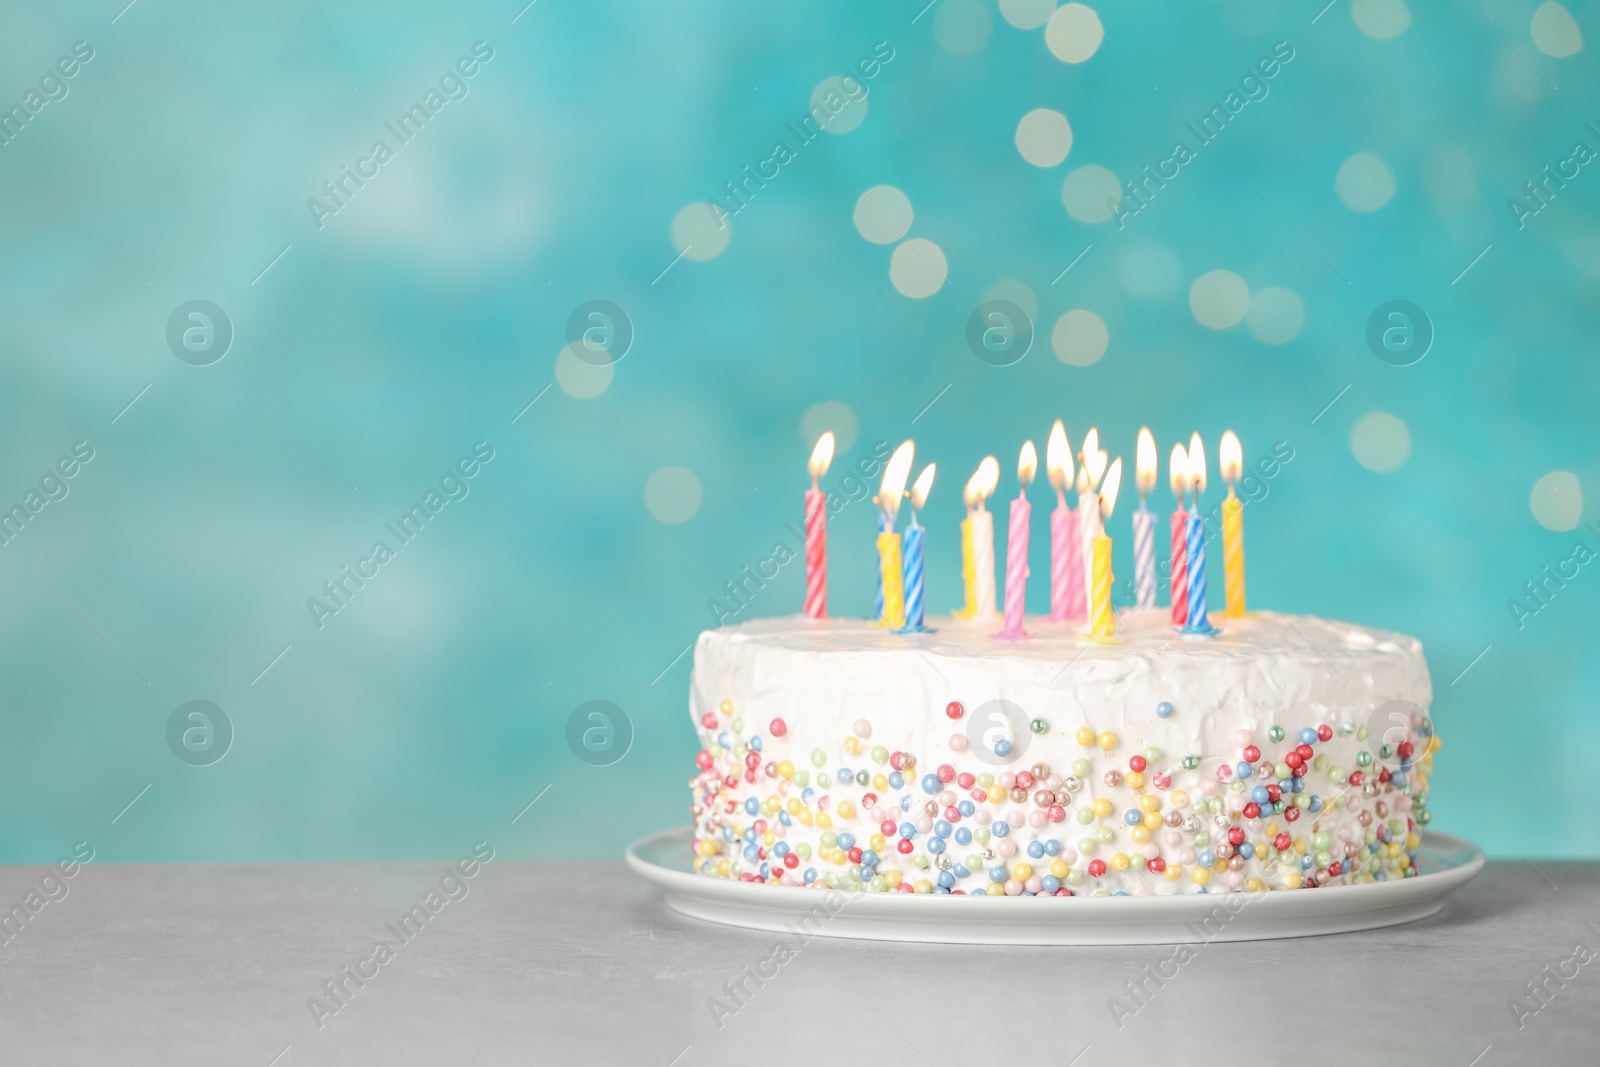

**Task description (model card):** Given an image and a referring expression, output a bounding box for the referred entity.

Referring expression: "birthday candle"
[970,456,1000,621]
[1133,427,1157,610]
[1169,444,1190,628]
[997,442,1036,639]
[1182,433,1216,635]
[957,470,980,619]
[1219,430,1246,617]
[873,509,887,620]
[1088,458,1124,641]
[1074,468,1094,620]
[804,432,834,619]
[901,464,936,632]
[878,531,905,629]
[1077,428,1107,616]
[1046,420,1080,622]
[876,441,914,628]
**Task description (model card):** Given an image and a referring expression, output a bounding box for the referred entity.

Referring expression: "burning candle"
[1133,427,1157,611]
[957,470,980,619]
[996,441,1036,639]
[900,464,937,633]
[1219,430,1246,618]
[969,456,1000,622]
[804,432,834,619]
[1046,420,1081,622]
[1077,428,1107,611]
[876,441,914,628]
[1169,444,1190,629]
[1088,458,1124,642]
[1182,433,1217,635]
[872,508,887,620]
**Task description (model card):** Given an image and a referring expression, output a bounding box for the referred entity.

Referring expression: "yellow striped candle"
[1084,458,1123,643]
[1219,431,1246,618]
[958,511,975,619]
[1089,533,1114,639]
[1222,495,1244,617]
[876,440,915,629]
[877,532,906,629]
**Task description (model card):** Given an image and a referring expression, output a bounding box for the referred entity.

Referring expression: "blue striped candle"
[1182,510,1216,634]
[899,520,932,632]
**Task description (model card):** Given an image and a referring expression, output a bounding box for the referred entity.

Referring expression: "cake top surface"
[702,610,1422,667]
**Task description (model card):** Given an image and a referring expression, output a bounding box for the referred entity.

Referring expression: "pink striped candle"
[1045,420,1081,622]
[996,441,1036,639]
[1169,509,1189,628]
[1168,442,1189,628]
[804,487,826,618]
[803,432,834,620]
[1049,501,1080,621]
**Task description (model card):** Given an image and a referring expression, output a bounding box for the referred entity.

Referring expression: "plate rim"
[626,824,1485,930]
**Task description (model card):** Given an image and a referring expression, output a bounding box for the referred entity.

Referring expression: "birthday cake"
[686,611,1437,895]
[686,427,1437,895]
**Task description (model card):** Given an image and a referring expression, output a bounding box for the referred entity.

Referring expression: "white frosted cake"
[686,611,1437,896]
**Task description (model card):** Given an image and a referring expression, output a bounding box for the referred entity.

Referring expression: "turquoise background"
[1,0,1595,863]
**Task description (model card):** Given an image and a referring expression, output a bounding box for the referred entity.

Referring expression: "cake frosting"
[686,610,1438,896]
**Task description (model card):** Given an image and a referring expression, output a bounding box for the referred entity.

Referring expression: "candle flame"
[1081,427,1107,489]
[879,440,915,522]
[1075,466,1089,495]
[1187,432,1207,497]
[976,455,999,499]
[910,463,936,510]
[1169,444,1189,499]
[1046,419,1074,491]
[1100,457,1124,520]
[809,431,835,481]
[1017,441,1037,489]
[1219,430,1242,485]
[1136,428,1157,494]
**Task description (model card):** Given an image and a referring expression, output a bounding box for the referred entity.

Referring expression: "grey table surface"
[0,855,1594,1066]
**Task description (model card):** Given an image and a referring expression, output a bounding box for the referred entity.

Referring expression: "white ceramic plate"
[626,826,1484,945]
